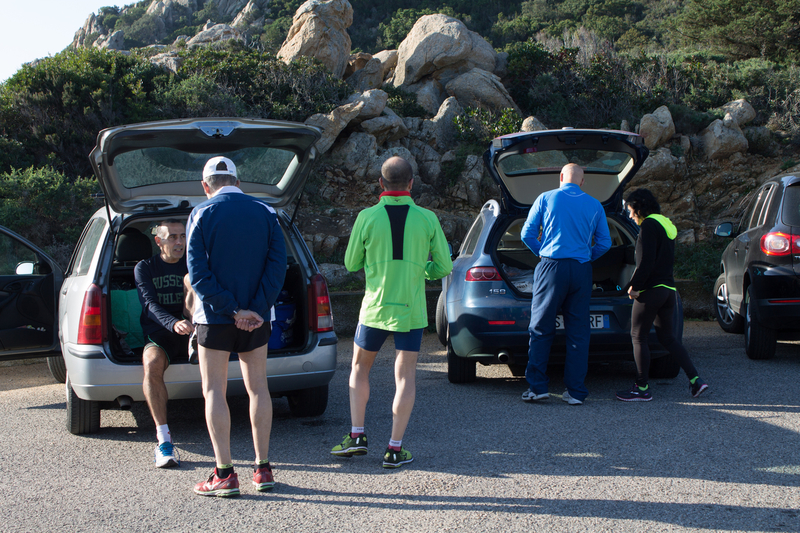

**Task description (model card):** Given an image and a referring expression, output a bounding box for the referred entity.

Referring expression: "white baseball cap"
[203,156,237,180]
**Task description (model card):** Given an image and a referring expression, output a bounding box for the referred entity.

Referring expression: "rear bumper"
[448,296,668,364]
[62,341,337,402]
[749,267,800,329]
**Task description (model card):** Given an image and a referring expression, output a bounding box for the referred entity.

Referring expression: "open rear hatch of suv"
[483,128,649,295]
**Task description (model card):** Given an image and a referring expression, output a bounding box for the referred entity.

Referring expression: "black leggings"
[630,287,698,385]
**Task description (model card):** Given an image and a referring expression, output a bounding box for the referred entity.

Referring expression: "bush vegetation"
[1,0,799,286]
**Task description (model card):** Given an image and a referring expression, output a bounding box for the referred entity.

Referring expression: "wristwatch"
[233,308,241,316]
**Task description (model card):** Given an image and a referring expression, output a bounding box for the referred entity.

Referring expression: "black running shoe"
[691,378,708,398]
[616,383,652,402]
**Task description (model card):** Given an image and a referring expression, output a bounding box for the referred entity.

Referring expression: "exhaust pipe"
[497,351,510,363]
[115,395,133,410]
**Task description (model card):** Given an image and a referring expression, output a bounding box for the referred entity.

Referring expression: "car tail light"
[308,274,334,333]
[760,232,800,255]
[77,284,106,344]
[465,267,502,281]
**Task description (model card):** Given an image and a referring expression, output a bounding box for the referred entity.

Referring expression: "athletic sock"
[255,459,270,470]
[156,424,171,444]
[690,376,699,385]
[216,464,234,478]
[351,426,365,438]
[388,439,402,451]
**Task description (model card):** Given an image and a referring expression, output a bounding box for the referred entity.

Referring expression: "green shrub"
[454,107,523,146]
[674,239,728,295]
[0,167,100,266]
[383,85,429,118]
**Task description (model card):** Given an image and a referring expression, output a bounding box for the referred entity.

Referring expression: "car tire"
[713,274,744,333]
[47,354,67,383]
[447,340,476,383]
[744,285,777,360]
[66,375,100,435]
[435,291,447,347]
[287,384,329,417]
[649,354,680,379]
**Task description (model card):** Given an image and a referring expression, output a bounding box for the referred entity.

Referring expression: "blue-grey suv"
[436,128,683,383]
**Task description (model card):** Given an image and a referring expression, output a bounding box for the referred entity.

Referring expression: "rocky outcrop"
[72,14,105,48]
[186,24,242,47]
[638,106,675,150]
[146,1,198,28]
[72,0,270,51]
[445,68,521,115]
[701,113,749,160]
[392,14,496,87]
[277,0,354,78]
[94,31,126,50]
[721,99,756,126]
[521,116,548,132]
[305,101,364,154]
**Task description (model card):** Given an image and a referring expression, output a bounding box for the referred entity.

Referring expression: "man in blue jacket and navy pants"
[520,163,611,406]
[187,156,286,497]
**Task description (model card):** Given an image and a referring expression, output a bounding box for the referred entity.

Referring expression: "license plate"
[556,314,608,329]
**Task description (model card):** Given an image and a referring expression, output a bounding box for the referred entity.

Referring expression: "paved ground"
[1,321,799,532]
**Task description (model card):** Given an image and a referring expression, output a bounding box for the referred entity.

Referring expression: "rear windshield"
[782,185,800,226]
[113,147,296,188]
[498,149,633,176]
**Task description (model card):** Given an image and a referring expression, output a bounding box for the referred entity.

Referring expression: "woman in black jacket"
[616,188,709,401]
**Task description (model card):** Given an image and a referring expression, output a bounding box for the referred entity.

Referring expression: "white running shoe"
[561,390,583,405]
[154,441,180,468]
[521,389,550,402]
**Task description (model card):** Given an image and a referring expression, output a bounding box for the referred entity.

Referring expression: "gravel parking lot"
[1,321,799,532]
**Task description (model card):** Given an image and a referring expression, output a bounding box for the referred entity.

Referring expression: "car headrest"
[115,228,152,264]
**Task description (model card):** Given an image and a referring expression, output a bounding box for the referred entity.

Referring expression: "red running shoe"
[253,463,275,492]
[194,471,240,497]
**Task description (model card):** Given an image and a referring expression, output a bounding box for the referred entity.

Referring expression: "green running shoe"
[382,447,413,469]
[331,434,368,457]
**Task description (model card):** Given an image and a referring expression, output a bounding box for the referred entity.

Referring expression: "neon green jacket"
[345,194,453,332]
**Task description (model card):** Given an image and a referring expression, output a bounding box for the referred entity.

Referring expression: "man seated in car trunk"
[134,219,196,468]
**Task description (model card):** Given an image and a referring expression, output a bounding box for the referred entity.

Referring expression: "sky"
[1,1,123,83]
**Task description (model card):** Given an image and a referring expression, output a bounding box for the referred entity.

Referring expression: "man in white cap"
[187,156,287,497]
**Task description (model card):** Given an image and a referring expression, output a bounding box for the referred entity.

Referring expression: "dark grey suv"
[713,173,800,359]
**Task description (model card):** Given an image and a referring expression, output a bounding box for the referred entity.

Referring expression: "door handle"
[3,281,23,292]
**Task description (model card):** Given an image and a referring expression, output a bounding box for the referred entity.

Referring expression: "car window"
[68,218,107,277]
[746,185,773,230]
[460,216,485,256]
[756,185,776,227]
[781,185,800,226]
[0,233,40,275]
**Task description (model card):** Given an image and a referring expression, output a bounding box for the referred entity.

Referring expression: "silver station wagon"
[0,118,338,434]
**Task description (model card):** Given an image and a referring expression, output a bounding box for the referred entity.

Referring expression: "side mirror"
[448,242,458,260]
[15,261,35,275]
[714,222,734,238]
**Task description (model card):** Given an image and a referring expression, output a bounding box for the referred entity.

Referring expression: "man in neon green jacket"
[331,156,453,468]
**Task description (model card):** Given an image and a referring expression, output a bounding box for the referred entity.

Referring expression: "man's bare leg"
[238,345,272,462]
[142,346,169,426]
[390,349,418,442]
[198,346,232,466]
[183,274,195,320]
[349,343,377,428]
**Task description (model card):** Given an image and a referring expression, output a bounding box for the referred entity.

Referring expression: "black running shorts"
[196,323,271,354]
